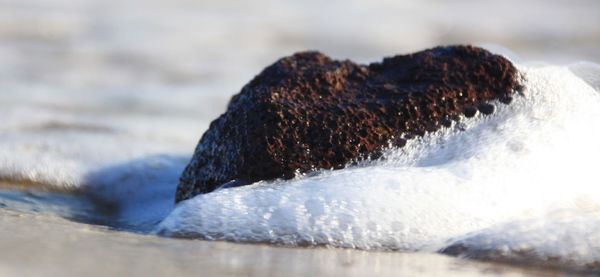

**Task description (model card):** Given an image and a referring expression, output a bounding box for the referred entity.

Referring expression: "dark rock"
[477,103,496,115]
[463,107,479,118]
[499,95,513,104]
[441,118,453,128]
[176,45,521,202]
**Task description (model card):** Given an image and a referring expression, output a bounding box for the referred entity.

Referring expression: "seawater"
[1,62,600,271]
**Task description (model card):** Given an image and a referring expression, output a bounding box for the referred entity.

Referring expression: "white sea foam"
[155,65,600,266]
[443,210,600,268]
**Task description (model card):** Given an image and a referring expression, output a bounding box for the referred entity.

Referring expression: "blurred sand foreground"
[0,208,570,277]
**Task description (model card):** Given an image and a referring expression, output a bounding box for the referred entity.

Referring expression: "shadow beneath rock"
[79,154,190,233]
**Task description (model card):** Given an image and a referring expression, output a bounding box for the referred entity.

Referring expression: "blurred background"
[2,0,598,97]
[0,0,599,186]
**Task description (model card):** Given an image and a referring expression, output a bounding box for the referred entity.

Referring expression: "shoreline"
[0,207,573,277]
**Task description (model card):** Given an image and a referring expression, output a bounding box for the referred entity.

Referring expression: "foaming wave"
[156,64,600,268]
[442,210,600,271]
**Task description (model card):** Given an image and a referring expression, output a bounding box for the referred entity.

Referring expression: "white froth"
[444,210,600,268]
[156,65,600,264]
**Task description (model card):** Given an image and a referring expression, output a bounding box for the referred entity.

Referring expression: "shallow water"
[1,0,600,276]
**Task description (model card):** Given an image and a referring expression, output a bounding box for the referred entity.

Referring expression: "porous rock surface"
[176,45,520,202]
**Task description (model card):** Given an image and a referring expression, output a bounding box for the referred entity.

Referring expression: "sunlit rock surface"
[176,45,520,202]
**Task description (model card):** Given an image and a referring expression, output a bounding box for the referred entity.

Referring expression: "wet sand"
[0,207,575,277]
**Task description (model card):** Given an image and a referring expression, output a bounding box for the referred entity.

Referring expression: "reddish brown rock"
[176,45,521,202]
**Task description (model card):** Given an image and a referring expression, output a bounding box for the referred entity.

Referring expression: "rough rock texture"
[176,45,521,202]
